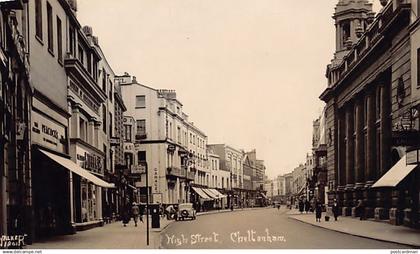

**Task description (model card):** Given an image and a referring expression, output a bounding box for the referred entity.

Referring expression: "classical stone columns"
[345,104,355,188]
[352,98,365,217]
[365,91,376,218]
[355,97,365,186]
[343,103,355,216]
[375,81,392,220]
[337,111,346,211]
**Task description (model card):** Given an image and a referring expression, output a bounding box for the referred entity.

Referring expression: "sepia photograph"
[0,0,419,252]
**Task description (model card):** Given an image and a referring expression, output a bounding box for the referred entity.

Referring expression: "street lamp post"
[139,161,149,246]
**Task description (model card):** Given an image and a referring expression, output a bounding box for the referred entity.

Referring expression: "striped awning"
[192,187,212,200]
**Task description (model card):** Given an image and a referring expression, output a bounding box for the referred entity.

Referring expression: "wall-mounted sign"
[153,167,159,194]
[31,111,66,153]
[76,147,103,173]
[124,144,134,151]
[393,108,419,133]
[131,164,146,175]
[406,149,419,165]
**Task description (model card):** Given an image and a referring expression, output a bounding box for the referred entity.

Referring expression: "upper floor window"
[102,106,107,133]
[47,2,53,53]
[138,151,146,163]
[69,26,76,56]
[124,125,132,142]
[35,0,43,40]
[102,68,107,91]
[136,120,146,135]
[78,45,84,65]
[109,81,113,102]
[56,16,63,63]
[87,53,92,74]
[136,95,146,108]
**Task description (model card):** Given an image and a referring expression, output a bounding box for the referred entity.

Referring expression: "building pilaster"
[343,103,355,216]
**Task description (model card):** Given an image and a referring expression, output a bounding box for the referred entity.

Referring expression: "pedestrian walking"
[356,199,366,220]
[131,202,140,227]
[139,203,145,223]
[332,199,340,221]
[304,199,310,213]
[315,200,323,222]
[298,199,304,213]
[121,203,130,227]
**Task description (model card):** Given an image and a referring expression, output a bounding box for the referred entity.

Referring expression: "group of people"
[121,202,145,227]
[301,198,367,223]
[296,198,332,223]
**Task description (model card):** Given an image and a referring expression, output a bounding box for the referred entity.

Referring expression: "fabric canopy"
[202,188,219,199]
[372,155,417,188]
[40,149,115,188]
[192,187,212,200]
[210,189,227,198]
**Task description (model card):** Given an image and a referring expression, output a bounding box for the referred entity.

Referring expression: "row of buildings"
[0,0,269,245]
[266,0,420,229]
[118,74,268,210]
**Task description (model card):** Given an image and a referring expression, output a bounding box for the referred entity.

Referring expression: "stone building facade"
[321,0,420,227]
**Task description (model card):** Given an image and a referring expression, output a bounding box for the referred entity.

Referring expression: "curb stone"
[288,215,419,248]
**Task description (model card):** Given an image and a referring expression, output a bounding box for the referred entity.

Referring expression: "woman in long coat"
[298,199,304,213]
[315,200,323,222]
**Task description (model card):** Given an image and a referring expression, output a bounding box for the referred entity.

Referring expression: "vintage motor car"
[175,203,196,221]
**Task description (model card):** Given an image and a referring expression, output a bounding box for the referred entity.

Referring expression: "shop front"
[31,109,72,240]
[71,143,114,230]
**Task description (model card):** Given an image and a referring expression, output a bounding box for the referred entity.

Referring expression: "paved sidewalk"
[287,209,420,247]
[27,217,171,249]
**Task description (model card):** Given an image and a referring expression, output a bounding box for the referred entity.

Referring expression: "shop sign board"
[406,149,420,165]
[31,110,66,153]
[131,164,146,175]
[153,167,159,194]
[76,146,103,173]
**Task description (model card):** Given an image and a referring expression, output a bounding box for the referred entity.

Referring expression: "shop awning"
[201,188,219,199]
[372,155,417,188]
[192,187,212,200]
[40,149,115,188]
[209,188,227,198]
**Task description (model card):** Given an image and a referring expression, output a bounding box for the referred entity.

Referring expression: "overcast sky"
[77,0,381,179]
